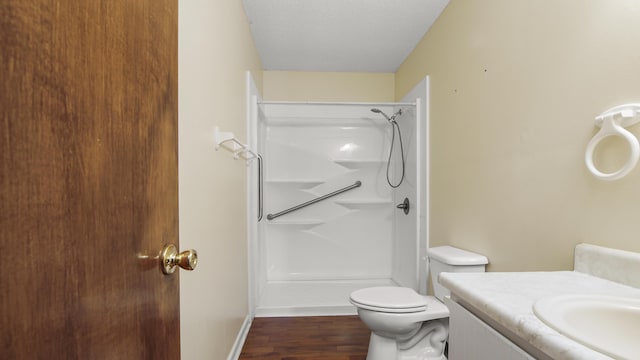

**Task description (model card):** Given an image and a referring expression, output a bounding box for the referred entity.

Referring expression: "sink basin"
[533,294,640,359]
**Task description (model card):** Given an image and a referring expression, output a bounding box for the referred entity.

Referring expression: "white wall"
[178,0,262,358]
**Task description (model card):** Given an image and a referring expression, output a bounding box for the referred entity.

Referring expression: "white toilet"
[349,246,488,360]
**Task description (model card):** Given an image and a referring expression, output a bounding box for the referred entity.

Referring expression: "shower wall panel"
[399,77,429,294]
[391,105,419,290]
[261,104,395,281]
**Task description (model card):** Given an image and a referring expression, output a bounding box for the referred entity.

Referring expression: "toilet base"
[366,333,397,360]
[366,320,448,360]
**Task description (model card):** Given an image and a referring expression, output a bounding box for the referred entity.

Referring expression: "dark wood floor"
[238,316,371,360]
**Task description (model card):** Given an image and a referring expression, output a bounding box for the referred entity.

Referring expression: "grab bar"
[267,181,362,221]
[257,154,264,221]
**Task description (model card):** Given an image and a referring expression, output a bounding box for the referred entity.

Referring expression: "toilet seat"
[350,286,428,313]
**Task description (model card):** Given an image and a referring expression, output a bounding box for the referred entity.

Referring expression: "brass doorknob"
[160,244,198,274]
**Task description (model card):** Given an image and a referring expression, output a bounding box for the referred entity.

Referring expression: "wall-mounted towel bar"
[267,181,362,221]
[214,126,259,162]
[214,126,263,221]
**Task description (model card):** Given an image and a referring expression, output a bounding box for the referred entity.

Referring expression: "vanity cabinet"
[445,297,535,360]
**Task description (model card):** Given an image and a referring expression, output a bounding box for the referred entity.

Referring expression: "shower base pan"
[255,279,398,317]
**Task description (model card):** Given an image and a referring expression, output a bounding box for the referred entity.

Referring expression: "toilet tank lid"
[427,246,488,266]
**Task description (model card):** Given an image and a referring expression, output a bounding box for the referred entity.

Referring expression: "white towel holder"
[214,126,258,164]
[585,104,640,181]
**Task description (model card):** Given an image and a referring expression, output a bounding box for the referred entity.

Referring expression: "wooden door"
[0,1,179,359]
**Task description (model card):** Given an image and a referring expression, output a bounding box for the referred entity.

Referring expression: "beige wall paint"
[396,0,640,272]
[263,71,395,102]
[178,0,262,358]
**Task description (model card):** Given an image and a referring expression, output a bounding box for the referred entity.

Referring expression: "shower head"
[371,108,391,122]
[371,108,402,123]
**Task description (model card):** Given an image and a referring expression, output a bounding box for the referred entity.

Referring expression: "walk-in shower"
[246,84,428,317]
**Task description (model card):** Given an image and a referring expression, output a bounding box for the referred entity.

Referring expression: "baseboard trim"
[226,315,253,360]
[255,305,357,317]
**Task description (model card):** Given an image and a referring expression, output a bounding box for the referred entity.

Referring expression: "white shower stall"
[246,75,429,317]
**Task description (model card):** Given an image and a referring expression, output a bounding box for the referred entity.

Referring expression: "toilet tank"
[427,246,489,302]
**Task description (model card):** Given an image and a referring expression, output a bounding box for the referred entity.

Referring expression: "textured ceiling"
[243,0,450,73]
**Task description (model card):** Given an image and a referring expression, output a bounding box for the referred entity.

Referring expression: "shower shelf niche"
[334,199,392,207]
[333,159,386,169]
[265,179,325,185]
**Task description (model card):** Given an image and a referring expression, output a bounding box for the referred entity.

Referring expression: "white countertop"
[440,271,640,360]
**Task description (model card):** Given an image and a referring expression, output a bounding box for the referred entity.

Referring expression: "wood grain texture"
[0,1,179,359]
[239,316,371,360]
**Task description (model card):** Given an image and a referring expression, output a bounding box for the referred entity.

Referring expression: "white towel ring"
[585,104,640,181]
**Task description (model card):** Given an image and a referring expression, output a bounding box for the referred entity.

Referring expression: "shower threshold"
[255,279,398,317]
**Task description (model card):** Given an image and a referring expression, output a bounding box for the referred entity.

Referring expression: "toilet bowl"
[349,246,488,360]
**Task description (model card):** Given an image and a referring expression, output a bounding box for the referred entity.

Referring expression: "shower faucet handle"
[396,197,410,215]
